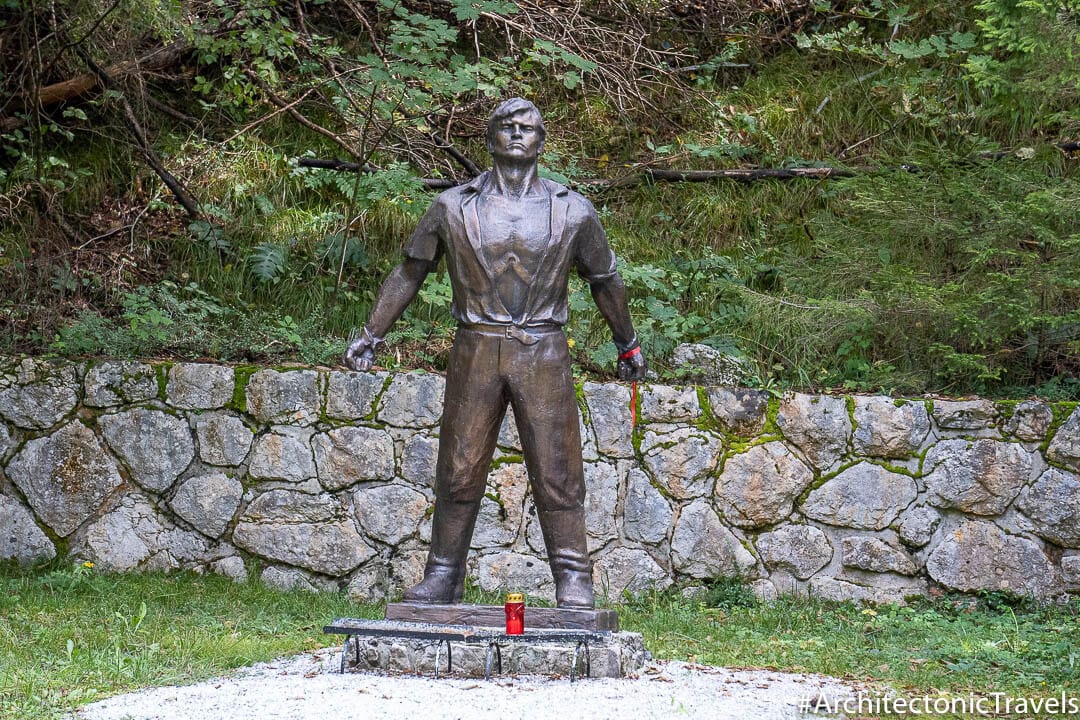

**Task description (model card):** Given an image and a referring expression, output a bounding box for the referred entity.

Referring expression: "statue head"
[486,97,545,163]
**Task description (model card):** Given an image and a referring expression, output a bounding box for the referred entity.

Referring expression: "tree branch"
[76,47,201,218]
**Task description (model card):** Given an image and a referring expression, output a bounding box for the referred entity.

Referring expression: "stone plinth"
[331,619,647,679]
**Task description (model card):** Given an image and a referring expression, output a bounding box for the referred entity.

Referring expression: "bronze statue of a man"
[343,98,646,609]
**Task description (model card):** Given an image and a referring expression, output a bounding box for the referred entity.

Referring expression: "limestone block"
[347,563,390,603]
[376,373,445,428]
[312,426,395,490]
[100,408,194,493]
[78,491,218,572]
[583,382,634,458]
[642,427,721,499]
[755,525,832,580]
[670,343,746,385]
[640,385,701,423]
[931,399,998,431]
[671,500,757,579]
[245,369,320,425]
[776,393,851,469]
[0,422,14,462]
[166,363,233,410]
[0,359,79,429]
[801,462,917,530]
[233,490,374,576]
[248,426,316,483]
[923,439,1034,515]
[852,397,930,458]
[210,556,248,582]
[926,520,1061,596]
[84,361,158,407]
[325,371,387,420]
[7,422,122,536]
[473,464,527,549]
[1062,555,1080,586]
[498,407,522,450]
[1016,467,1080,548]
[622,467,673,544]
[809,577,922,605]
[261,566,336,592]
[584,461,619,543]
[194,412,253,466]
[715,441,814,528]
[0,494,56,566]
[706,387,768,436]
[401,433,439,485]
[1005,400,1053,441]
[751,579,778,602]
[169,472,244,538]
[476,551,555,602]
[389,549,428,591]
[841,536,917,575]
[1048,407,1080,472]
[593,547,671,600]
[896,505,941,548]
[353,484,429,545]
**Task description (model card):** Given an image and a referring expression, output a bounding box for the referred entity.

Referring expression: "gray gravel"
[74,651,866,720]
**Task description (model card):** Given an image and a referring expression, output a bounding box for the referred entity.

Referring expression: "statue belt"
[458,322,561,346]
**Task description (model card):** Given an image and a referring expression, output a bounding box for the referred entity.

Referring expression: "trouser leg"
[506,332,594,609]
[404,330,505,604]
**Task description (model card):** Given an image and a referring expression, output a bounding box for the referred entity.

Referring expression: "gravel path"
[74,650,866,720]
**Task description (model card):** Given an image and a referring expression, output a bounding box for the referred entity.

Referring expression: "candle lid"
[505,592,524,603]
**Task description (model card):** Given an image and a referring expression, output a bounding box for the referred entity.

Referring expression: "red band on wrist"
[619,346,641,361]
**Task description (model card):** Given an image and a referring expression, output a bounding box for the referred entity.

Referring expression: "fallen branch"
[77,48,201,218]
[245,70,360,158]
[297,158,457,188]
[14,40,192,112]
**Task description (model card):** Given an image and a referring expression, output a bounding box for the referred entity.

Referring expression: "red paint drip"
[619,346,641,429]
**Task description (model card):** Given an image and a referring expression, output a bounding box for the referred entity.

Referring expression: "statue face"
[488,108,543,165]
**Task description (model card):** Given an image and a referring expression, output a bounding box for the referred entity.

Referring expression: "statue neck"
[488,162,543,199]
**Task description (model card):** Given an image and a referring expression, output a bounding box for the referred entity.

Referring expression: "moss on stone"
[491,454,524,469]
[229,365,258,413]
[762,395,782,437]
[865,459,919,478]
[364,374,396,422]
[153,362,173,401]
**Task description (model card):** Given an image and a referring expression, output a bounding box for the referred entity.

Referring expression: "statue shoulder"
[541,178,595,216]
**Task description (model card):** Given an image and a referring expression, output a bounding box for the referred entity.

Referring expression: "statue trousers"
[435,325,585,511]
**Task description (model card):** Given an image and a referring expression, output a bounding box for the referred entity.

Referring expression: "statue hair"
[486,97,546,151]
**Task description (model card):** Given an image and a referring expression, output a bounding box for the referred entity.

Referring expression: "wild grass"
[0,563,381,720]
[3,566,1077,720]
[619,584,1080,700]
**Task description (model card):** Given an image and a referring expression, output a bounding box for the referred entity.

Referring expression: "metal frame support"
[433,639,453,679]
[570,640,591,682]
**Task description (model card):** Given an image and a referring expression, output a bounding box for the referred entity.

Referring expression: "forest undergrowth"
[1,0,1077,398]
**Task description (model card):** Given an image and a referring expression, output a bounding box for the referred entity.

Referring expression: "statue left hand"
[617,346,647,381]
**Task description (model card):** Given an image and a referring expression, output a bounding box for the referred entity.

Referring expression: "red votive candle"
[505,592,525,635]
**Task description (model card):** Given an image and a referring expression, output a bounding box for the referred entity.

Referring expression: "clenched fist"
[342,327,382,372]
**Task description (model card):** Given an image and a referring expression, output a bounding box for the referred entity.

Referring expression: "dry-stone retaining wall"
[2,356,1079,604]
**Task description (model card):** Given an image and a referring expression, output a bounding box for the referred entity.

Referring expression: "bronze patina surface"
[343,98,646,609]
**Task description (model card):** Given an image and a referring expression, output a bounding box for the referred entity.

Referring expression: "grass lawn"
[2,565,1077,720]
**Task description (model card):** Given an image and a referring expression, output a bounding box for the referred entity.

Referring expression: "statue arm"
[574,201,647,380]
[589,274,647,381]
[342,257,434,371]
[343,199,445,371]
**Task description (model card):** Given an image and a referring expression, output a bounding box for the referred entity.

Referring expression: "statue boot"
[538,507,595,609]
[403,499,479,604]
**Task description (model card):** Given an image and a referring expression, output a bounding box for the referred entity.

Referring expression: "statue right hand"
[342,328,380,372]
